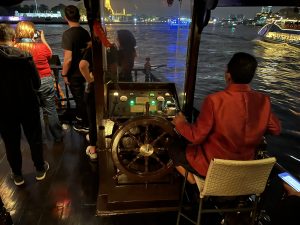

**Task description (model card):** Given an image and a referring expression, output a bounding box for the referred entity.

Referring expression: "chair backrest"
[199,157,276,198]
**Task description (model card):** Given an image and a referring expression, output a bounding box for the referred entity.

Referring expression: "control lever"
[172,97,181,112]
[110,94,119,117]
[145,102,150,116]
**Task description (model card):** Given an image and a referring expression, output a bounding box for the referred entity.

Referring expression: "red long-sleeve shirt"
[175,84,281,176]
[31,43,52,78]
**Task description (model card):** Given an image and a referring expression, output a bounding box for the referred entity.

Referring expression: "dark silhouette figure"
[116,30,136,82]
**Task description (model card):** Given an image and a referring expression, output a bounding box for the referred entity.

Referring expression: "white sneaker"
[36,161,50,181]
[62,123,69,130]
[76,116,82,121]
[86,146,97,161]
[86,134,90,142]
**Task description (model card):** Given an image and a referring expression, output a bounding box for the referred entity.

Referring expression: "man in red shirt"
[171,52,281,183]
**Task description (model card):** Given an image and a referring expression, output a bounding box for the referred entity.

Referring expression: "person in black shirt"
[116,30,136,82]
[61,5,91,132]
[79,41,119,161]
[79,44,97,161]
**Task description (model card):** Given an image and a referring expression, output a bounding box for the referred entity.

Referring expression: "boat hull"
[258,23,300,48]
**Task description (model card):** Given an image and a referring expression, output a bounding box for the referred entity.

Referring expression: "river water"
[36,23,300,173]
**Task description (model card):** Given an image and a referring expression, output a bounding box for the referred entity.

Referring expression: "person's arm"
[265,97,281,135]
[173,96,214,144]
[266,112,281,135]
[61,49,72,85]
[79,59,94,83]
[283,183,300,197]
[40,30,52,56]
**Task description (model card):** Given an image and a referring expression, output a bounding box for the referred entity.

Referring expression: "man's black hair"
[227,52,257,84]
[64,5,80,22]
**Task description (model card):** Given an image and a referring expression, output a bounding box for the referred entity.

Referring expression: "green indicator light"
[149,93,155,97]
[151,100,156,105]
[130,100,135,106]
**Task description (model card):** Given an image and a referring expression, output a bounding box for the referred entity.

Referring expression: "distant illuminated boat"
[168,17,191,29]
[258,19,300,48]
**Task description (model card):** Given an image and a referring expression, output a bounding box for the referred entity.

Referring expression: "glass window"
[103,0,192,110]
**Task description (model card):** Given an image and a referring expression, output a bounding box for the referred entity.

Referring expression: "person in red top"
[15,21,63,143]
[170,52,281,184]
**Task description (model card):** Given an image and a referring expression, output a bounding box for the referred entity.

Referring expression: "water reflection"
[0,180,16,215]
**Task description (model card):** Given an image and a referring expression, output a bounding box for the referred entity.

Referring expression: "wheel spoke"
[125,132,143,147]
[127,153,143,168]
[151,131,168,147]
[118,147,140,154]
[151,153,166,168]
[155,147,167,153]
[144,157,149,173]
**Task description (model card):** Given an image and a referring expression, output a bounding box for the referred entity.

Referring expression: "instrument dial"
[157,96,165,101]
[120,95,128,102]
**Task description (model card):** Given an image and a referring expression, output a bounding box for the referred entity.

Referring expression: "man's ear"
[225,72,232,84]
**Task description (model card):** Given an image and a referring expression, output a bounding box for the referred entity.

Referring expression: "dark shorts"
[168,136,204,178]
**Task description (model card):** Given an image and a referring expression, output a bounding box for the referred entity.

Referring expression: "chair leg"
[196,198,203,225]
[250,195,259,225]
[176,170,189,225]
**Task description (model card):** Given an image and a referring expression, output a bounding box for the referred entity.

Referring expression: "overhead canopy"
[0,0,299,7]
[218,0,300,7]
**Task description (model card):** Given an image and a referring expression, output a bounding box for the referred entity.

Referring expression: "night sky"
[21,0,285,18]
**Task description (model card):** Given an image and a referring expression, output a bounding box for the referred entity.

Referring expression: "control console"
[106,82,180,119]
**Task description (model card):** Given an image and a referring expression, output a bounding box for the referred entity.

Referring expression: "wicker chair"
[176,157,276,225]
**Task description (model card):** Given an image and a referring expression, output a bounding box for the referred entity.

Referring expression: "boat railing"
[49,55,74,112]
[131,64,167,82]
[49,55,168,113]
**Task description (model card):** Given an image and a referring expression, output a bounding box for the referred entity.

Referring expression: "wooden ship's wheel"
[111,116,177,180]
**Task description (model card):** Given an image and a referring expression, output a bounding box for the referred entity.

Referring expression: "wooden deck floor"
[1,120,295,225]
[0,125,178,225]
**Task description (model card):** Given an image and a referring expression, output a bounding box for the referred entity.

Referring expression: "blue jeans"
[39,76,62,141]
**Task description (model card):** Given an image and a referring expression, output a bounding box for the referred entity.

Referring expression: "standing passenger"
[144,57,152,82]
[14,21,63,143]
[116,30,136,82]
[0,24,49,186]
[61,5,91,132]
[79,44,97,161]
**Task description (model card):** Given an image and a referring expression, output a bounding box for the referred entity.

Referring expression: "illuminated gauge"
[149,93,155,97]
[120,96,128,102]
[129,92,134,96]
[113,92,119,96]
[157,96,165,102]
[165,92,170,96]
